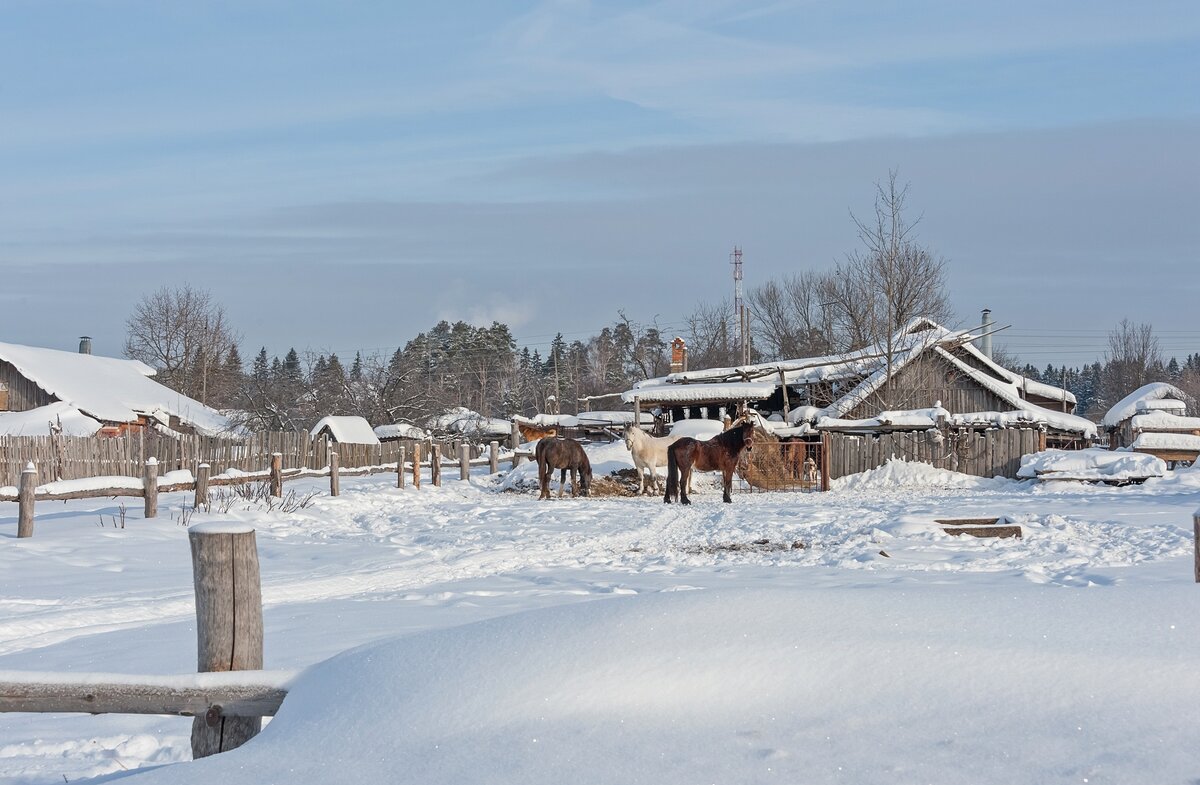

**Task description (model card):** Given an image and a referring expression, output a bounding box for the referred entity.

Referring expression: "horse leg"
[569,468,578,498]
[722,467,733,503]
[558,468,567,499]
[538,461,550,500]
[680,461,693,505]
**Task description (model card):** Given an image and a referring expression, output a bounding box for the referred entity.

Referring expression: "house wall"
[0,360,56,412]
[843,353,1010,419]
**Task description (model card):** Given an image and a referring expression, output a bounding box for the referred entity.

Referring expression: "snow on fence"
[0,525,285,759]
[3,440,505,538]
[0,431,440,487]
[824,428,1042,482]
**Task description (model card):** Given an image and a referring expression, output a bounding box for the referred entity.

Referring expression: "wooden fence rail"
[0,432,435,488]
[0,524,285,760]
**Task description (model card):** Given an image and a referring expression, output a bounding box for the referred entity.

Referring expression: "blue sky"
[1,0,1198,365]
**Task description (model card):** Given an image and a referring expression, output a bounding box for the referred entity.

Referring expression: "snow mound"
[1018,448,1166,481]
[116,587,1200,785]
[833,458,1016,491]
[669,420,724,440]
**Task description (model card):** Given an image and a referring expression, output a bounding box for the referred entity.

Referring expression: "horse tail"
[664,443,678,503]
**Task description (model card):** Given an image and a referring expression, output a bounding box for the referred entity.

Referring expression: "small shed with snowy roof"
[0,340,236,436]
[310,416,381,446]
[1101,382,1199,464]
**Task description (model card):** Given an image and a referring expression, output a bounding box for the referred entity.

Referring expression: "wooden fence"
[825,428,1041,482]
[0,432,446,487]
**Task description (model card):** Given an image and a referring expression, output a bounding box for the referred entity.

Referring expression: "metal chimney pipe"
[79,336,93,355]
[980,309,992,360]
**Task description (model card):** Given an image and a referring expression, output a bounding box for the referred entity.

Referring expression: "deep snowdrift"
[113,585,1200,785]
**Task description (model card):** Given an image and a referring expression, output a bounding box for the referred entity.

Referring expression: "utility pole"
[731,246,749,365]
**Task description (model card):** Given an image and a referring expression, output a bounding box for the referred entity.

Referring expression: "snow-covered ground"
[1,450,1198,784]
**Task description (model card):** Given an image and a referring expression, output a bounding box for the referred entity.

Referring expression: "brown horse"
[519,422,558,442]
[536,437,592,499]
[663,420,755,504]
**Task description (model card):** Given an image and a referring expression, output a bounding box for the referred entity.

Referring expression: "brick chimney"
[670,337,687,374]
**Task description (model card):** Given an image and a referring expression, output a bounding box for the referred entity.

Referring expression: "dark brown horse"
[663,420,754,504]
[536,437,593,499]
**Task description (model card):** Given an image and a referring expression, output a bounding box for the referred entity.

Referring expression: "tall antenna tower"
[730,246,749,365]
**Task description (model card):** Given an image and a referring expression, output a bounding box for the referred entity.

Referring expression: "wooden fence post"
[819,432,831,493]
[195,463,210,510]
[489,441,499,474]
[430,445,441,486]
[1194,510,1200,584]
[269,453,282,498]
[459,442,470,480]
[510,422,522,466]
[143,458,158,519]
[397,446,406,489]
[411,444,421,489]
[17,462,36,538]
[188,523,264,759]
[329,452,340,497]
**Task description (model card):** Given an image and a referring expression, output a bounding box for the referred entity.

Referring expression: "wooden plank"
[942,525,1022,539]
[0,674,287,717]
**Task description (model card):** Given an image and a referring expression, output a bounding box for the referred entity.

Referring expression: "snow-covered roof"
[311,416,381,445]
[373,423,428,441]
[516,412,654,428]
[622,320,1077,429]
[0,402,104,437]
[1101,383,1191,429]
[622,381,777,404]
[0,341,236,435]
[427,407,511,437]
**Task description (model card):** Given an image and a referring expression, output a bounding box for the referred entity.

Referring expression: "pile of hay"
[739,430,819,491]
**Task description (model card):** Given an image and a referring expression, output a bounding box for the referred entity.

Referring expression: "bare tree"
[1099,319,1165,406]
[124,285,240,404]
[747,271,839,360]
[834,171,953,406]
[684,299,742,370]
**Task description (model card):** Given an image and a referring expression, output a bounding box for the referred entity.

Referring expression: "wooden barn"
[620,320,1096,483]
[0,340,236,437]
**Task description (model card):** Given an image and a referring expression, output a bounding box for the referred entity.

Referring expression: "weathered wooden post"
[430,445,441,487]
[819,432,831,493]
[195,463,210,510]
[397,446,406,489]
[1194,510,1200,584]
[489,441,499,474]
[329,452,340,497]
[17,462,36,538]
[188,523,264,759]
[143,458,158,519]
[459,442,470,480]
[411,444,421,489]
[269,453,282,498]
[510,421,522,467]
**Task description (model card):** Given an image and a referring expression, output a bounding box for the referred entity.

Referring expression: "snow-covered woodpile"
[1101,382,1199,464]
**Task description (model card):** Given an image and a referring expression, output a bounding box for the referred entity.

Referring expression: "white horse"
[623,424,685,495]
